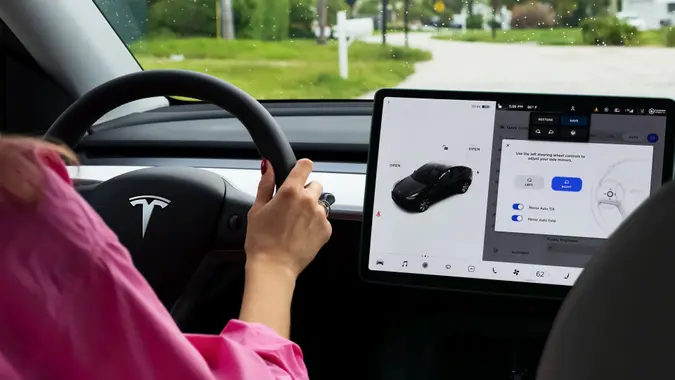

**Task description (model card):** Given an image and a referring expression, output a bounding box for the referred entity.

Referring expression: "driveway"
[361,33,675,99]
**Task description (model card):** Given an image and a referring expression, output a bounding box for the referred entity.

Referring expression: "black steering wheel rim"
[43,69,296,188]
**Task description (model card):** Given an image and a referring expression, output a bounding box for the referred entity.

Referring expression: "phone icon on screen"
[492,267,497,274]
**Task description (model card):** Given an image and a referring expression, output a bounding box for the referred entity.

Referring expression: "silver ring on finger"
[318,199,331,217]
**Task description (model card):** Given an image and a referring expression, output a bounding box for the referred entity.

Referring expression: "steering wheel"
[43,69,309,315]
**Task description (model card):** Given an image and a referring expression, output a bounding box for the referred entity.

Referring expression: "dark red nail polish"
[261,159,268,174]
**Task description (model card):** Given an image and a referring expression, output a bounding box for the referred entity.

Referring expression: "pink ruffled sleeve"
[0,148,308,380]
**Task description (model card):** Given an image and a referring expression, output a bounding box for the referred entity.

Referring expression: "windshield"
[95,0,675,101]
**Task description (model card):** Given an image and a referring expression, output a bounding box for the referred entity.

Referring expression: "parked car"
[391,163,473,212]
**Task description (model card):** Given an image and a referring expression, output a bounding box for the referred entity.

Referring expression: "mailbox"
[335,11,375,79]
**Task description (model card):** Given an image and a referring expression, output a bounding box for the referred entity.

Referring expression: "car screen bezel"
[359,88,675,299]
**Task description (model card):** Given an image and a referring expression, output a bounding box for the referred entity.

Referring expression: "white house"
[621,0,675,29]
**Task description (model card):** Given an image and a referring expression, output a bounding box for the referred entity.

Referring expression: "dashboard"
[360,89,674,298]
[74,102,376,221]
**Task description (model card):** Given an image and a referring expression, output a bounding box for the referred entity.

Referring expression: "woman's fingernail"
[261,159,268,175]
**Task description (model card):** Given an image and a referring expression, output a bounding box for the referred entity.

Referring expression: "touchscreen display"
[366,96,669,287]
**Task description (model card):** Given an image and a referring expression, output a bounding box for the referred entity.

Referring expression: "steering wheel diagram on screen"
[591,158,652,236]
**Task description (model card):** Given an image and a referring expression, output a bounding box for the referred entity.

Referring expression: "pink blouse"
[0,147,308,380]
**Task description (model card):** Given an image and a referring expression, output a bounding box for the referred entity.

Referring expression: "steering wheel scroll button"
[319,192,336,206]
[551,177,583,192]
[227,214,242,230]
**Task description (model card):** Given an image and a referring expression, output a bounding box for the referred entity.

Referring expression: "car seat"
[537,177,675,379]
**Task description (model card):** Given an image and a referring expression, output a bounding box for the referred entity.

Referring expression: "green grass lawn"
[432,28,667,46]
[130,38,432,99]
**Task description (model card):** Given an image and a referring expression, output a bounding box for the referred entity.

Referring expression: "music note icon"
[402,261,408,267]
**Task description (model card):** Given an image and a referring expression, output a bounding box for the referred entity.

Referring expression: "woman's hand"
[245,158,333,278]
[240,159,332,338]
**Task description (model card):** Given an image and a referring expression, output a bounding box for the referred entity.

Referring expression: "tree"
[407,0,434,21]
[490,0,500,38]
[354,0,377,14]
[290,0,316,37]
[317,0,328,44]
[327,0,349,24]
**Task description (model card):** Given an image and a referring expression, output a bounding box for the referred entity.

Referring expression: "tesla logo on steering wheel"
[129,195,171,238]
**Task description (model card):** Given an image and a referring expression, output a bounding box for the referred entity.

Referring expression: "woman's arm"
[0,146,309,380]
[239,259,297,339]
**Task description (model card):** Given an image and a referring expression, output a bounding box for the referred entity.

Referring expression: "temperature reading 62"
[535,271,545,278]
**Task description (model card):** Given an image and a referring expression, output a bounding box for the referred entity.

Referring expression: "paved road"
[361,33,675,99]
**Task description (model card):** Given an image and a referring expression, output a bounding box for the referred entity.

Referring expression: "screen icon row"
[375,258,576,283]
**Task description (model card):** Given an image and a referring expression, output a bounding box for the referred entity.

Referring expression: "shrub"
[510,2,556,29]
[261,0,291,40]
[148,0,216,37]
[466,14,484,29]
[147,0,290,40]
[230,0,290,40]
[230,0,263,39]
[580,16,639,46]
[664,27,675,47]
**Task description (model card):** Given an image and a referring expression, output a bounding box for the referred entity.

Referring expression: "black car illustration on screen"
[391,163,473,212]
